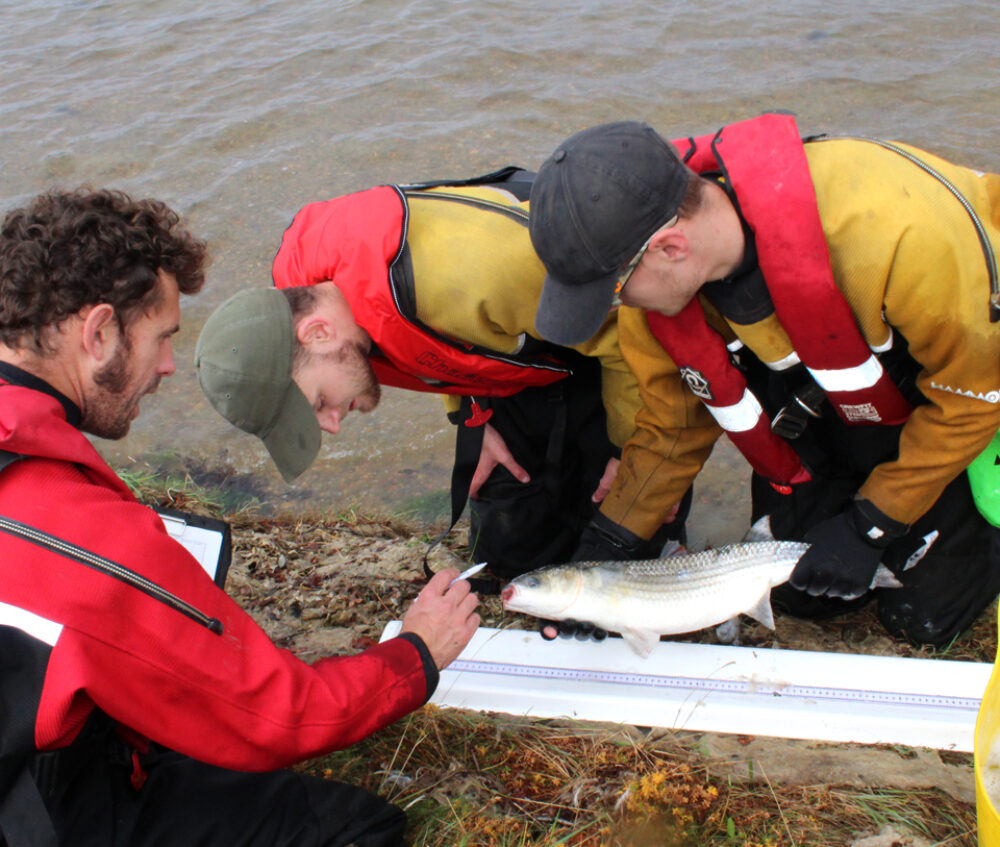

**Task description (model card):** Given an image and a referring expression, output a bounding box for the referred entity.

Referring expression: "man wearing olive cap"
[196,172,691,580]
[529,113,1000,646]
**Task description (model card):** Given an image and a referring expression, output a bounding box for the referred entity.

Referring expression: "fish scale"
[576,540,809,585]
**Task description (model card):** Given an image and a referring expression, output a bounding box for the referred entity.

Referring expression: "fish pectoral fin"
[870,564,902,589]
[620,628,660,658]
[743,590,776,630]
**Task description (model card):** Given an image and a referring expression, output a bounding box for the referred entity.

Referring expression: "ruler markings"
[447,659,980,711]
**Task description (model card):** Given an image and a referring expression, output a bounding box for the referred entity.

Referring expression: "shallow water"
[2,0,998,539]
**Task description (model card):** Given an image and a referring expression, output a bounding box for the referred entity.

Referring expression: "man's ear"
[79,303,119,363]
[295,313,337,351]
[649,226,690,261]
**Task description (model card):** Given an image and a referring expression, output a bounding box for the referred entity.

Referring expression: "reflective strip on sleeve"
[766,351,801,371]
[705,389,764,433]
[808,355,885,392]
[0,600,63,646]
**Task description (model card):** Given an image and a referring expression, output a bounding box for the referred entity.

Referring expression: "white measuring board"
[380,622,992,751]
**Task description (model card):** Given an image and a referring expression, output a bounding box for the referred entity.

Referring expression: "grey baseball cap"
[530,121,692,346]
[194,288,320,482]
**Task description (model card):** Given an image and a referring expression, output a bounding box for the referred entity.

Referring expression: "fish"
[500,516,902,658]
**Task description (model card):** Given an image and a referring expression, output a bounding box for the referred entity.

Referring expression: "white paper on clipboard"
[155,508,231,586]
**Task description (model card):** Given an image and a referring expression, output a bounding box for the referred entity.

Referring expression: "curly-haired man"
[0,189,478,847]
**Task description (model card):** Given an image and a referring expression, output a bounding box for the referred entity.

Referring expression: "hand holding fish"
[571,512,651,563]
[400,568,481,669]
[539,618,608,642]
[790,500,907,600]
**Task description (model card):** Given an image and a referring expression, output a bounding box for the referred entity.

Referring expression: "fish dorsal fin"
[743,588,776,631]
[620,627,661,658]
[742,515,774,543]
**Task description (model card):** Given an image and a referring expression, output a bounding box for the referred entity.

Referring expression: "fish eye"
[524,576,540,588]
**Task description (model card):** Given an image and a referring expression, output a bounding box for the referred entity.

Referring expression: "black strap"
[541,383,568,503]
[423,397,494,591]
[422,386,571,594]
[0,765,58,847]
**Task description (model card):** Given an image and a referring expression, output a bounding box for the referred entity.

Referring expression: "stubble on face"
[296,341,382,415]
[339,341,381,413]
[84,332,160,440]
[325,344,382,412]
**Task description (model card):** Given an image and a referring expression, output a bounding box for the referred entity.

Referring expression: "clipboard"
[154,507,232,588]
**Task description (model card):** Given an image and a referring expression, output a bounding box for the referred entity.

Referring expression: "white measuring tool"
[380,622,991,751]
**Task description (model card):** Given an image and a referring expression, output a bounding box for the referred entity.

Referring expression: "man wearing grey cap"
[529,113,1000,646]
[196,171,690,581]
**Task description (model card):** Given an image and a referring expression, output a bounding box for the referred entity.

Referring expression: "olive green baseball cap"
[194,288,320,482]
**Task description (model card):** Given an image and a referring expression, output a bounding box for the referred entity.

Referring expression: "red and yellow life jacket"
[650,113,912,485]
[272,185,569,397]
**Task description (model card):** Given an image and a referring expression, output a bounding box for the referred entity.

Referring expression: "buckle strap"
[771,382,825,440]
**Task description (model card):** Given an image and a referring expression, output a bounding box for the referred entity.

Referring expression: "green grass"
[116,466,229,513]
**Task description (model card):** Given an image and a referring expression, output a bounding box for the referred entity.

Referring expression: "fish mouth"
[500,585,515,607]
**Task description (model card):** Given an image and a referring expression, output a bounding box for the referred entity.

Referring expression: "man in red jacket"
[0,188,479,847]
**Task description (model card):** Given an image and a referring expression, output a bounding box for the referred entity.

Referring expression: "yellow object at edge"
[975,599,1000,844]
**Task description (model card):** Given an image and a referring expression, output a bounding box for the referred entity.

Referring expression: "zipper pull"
[130,750,148,791]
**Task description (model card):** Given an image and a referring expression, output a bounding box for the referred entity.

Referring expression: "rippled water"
[2,0,998,538]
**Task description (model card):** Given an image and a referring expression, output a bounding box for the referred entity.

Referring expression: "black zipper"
[0,514,224,634]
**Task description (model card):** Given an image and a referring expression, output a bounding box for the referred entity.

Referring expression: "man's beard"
[336,342,381,412]
[298,342,381,413]
[83,336,159,440]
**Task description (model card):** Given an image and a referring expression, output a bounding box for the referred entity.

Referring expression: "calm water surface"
[2,0,998,541]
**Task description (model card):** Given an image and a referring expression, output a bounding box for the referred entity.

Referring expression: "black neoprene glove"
[539,619,608,642]
[571,512,655,562]
[790,499,907,600]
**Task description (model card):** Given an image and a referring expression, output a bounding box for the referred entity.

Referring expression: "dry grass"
[301,706,977,846]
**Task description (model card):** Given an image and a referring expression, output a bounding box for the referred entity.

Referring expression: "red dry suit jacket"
[0,367,436,783]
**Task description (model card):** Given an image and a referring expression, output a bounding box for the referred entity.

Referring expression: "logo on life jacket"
[679,367,714,401]
[930,382,1000,404]
[415,351,491,385]
[839,403,882,423]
